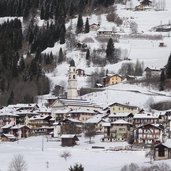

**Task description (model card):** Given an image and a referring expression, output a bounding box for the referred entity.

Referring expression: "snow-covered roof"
[163,139,171,148]
[61,134,77,138]
[112,119,132,125]
[133,113,160,119]
[1,124,12,129]
[0,112,18,117]
[8,103,38,109]
[109,102,138,109]
[37,107,51,113]
[64,118,82,123]
[68,109,97,114]
[2,134,16,139]
[11,125,29,129]
[144,67,161,71]
[109,113,133,118]
[53,122,61,126]
[55,99,101,108]
[54,108,71,114]
[84,114,104,124]
[29,115,50,120]
[97,26,113,32]
[15,110,38,116]
[102,122,111,127]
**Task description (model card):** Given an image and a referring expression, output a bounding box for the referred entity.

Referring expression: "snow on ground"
[41,0,171,92]
[0,135,165,171]
[82,83,171,109]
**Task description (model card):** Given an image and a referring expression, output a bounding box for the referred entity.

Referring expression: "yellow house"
[109,102,139,114]
[104,74,123,86]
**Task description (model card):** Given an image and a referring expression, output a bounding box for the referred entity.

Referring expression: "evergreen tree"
[86,49,90,60]
[70,59,75,67]
[135,60,143,76]
[69,164,84,171]
[166,53,171,79]
[159,69,166,91]
[84,17,90,33]
[106,38,117,63]
[59,25,66,44]
[69,2,75,18]
[40,6,45,20]
[76,14,83,34]
[58,48,64,64]
[19,56,25,72]
[8,91,14,105]
[86,49,90,66]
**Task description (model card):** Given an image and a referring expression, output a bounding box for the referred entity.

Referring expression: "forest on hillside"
[0,0,115,106]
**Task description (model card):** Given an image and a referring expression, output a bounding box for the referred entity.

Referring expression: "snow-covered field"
[1,0,171,170]
[0,135,166,171]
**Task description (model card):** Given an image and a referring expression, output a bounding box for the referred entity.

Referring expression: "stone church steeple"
[67,60,78,99]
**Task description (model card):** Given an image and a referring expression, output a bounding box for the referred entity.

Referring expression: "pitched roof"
[52,98,101,108]
[112,119,132,125]
[61,134,78,139]
[109,102,138,109]
[109,113,133,118]
[2,134,16,139]
[84,114,105,124]
[11,125,29,129]
[1,124,12,129]
[29,115,51,121]
[133,113,160,119]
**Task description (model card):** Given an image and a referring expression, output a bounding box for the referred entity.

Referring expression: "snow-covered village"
[0,0,171,170]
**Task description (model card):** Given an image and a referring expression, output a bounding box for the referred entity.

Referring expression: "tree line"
[0,19,50,106]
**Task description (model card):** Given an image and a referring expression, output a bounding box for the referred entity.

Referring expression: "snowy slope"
[41,0,171,110]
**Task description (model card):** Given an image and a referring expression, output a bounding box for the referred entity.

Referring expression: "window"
[158,147,165,157]
[73,75,75,79]
[119,128,125,131]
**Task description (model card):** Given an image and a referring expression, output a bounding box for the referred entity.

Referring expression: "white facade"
[67,65,78,99]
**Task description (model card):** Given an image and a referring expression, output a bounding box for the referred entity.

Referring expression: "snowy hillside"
[41,0,171,110]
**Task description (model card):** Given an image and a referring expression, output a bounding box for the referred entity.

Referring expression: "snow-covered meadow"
[0,135,160,171]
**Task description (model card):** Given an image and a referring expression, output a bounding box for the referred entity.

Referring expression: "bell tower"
[67,60,78,99]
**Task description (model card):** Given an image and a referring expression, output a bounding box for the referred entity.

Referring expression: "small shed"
[154,143,171,160]
[1,134,17,142]
[61,134,79,147]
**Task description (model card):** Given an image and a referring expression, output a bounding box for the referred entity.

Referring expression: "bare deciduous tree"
[60,151,71,161]
[84,125,96,143]
[121,162,171,171]
[145,150,154,164]
[8,154,27,171]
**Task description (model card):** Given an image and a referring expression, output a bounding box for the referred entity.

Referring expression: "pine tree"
[40,6,45,20]
[86,49,90,66]
[135,60,143,76]
[84,17,90,33]
[106,38,117,63]
[8,91,14,105]
[19,56,25,72]
[166,53,171,79]
[76,14,83,34]
[69,164,84,171]
[59,25,66,44]
[159,69,166,91]
[86,49,90,60]
[69,2,75,18]
[58,48,64,64]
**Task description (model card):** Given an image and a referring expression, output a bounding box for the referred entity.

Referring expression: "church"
[51,60,102,121]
